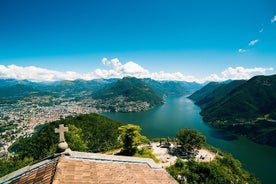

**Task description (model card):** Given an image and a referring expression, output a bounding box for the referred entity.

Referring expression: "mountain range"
[2,75,275,146]
[189,74,276,146]
[0,77,202,112]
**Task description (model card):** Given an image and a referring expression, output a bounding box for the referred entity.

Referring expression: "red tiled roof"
[1,151,178,184]
[53,156,177,184]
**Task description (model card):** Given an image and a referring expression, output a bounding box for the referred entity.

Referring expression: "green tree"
[167,157,260,184]
[176,128,206,152]
[66,124,87,151]
[118,124,148,155]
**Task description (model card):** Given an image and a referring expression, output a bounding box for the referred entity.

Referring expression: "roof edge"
[67,150,162,169]
[0,156,59,184]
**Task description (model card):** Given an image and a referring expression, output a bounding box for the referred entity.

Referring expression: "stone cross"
[55,124,68,143]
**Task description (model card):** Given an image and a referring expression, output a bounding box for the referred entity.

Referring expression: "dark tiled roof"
[1,150,178,184]
[1,158,58,184]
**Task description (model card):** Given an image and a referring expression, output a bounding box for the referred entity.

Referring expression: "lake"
[102,95,276,184]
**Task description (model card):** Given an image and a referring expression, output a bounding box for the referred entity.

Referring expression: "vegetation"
[176,128,206,152]
[0,113,122,177]
[168,130,260,184]
[0,77,202,103]
[1,119,260,184]
[134,147,160,163]
[189,75,276,122]
[93,77,164,109]
[0,77,201,113]
[118,124,148,155]
[143,78,202,96]
[189,74,276,147]
[167,155,260,184]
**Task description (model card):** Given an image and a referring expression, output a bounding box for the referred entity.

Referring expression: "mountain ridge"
[0,77,201,112]
[93,77,164,112]
[189,74,276,146]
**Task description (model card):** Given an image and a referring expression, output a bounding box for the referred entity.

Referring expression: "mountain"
[143,78,202,96]
[0,79,39,87]
[0,80,42,103]
[189,75,276,146]
[93,77,164,112]
[0,79,112,102]
[189,80,246,111]
[0,77,201,112]
[49,79,114,96]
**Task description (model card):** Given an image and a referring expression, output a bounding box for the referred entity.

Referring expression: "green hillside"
[0,113,122,177]
[50,79,113,96]
[11,113,122,160]
[0,84,41,103]
[93,77,164,112]
[1,114,260,184]
[0,77,201,113]
[189,75,276,146]
[143,78,202,96]
[189,80,246,119]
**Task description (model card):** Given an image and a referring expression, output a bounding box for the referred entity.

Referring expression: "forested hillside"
[0,77,200,112]
[1,114,260,184]
[143,78,202,96]
[189,75,276,146]
[0,113,122,177]
[93,77,164,112]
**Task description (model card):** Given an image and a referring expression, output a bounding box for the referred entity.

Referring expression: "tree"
[118,124,148,155]
[66,124,87,151]
[176,128,206,152]
[166,155,260,184]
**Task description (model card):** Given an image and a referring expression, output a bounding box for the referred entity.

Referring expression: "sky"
[0,0,275,83]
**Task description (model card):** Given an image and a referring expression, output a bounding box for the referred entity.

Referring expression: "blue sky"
[0,0,275,82]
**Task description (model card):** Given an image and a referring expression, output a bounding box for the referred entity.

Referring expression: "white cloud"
[220,66,273,80]
[271,15,276,23]
[0,65,83,82]
[259,28,264,33]
[102,57,122,68]
[97,58,150,79]
[149,71,198,82]
[238,49,247,53]
[249,39,259,46]
[0,59,274,83]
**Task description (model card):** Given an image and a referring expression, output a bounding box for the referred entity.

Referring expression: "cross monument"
[55,124,69,143]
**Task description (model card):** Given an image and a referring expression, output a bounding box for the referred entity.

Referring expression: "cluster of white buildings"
[0,95,100,157]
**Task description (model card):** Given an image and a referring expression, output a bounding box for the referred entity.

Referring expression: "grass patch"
[134,147,160,163]
[102,148,122,155]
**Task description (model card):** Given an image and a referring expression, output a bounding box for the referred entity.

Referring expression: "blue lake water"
[103,95,276,184]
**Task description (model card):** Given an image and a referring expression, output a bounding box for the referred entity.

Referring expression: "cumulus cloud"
[249,39,259,46]
[0,65,83,82]
[97,58,149,78]
[271,15,276,23]
[220,66,273,80]
[198,67,273,83]
[102,57,122,68]
[0,58,274,83]
[149,71,198,82]
[238,49,247,53]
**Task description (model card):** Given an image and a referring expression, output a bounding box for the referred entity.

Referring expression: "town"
[0,94,100,157]
[0,91,155,157]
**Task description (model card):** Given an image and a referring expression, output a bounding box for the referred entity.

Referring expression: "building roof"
[0,149,178,184]
[1,157,59,184]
